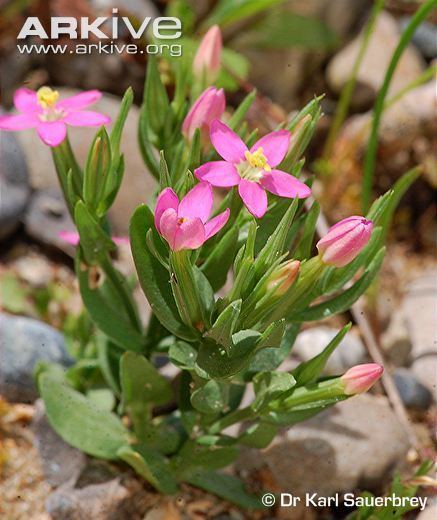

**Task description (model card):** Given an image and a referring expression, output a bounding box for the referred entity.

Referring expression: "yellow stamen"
[37,86,59,109]
[244,147,271,172]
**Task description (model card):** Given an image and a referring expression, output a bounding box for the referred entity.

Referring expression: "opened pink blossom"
[317,216,373,267]
[182,87,225,141]
[0,86,110,147]
[193,25,222,82]
[155,182,230,251]
[341,363,383,395]
[194,120,311,218]
[59,230,129,247]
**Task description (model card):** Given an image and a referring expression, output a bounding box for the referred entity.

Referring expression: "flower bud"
[316,216,373,267]
[266,260,300,297]
[193,25,222,82]
[182,87,225,141]
[341,363,383,395]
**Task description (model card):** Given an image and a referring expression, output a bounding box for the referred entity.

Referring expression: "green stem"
[383,65,436,111]
[362,0,436,212]
[323,0,386,159]
[208,406,254,435]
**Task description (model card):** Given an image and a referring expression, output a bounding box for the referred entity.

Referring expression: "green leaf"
[196,330,261,379]
[83,128,112,213]
[120,353,173,439]
[252,371,296,412]
[228,90,257,131]
[74,201,115,264]
[110,87,133,165]
[191,380,227,414]
[129,205,197,341]
[246,323,300,375]
[75,251,145,351]
[185,470,262,509]
[204,300,241,354]
[159,151,172,190]
[39,373,130,459]
[292,323,352,386]
[138,107,160,179]
[117,445,178,494]
[169,341,197,370]
[238,421,278,449]
[254,197,299,275]
[177,442,239,472]
[205,0,289,27]
[200,226,239,291]
[252,12,338,49]
[290,248,385,322]
[142,56,170,136]
[256,319,286,349]
[86,388,115,412]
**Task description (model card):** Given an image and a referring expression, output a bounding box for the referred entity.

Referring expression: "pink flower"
[341,363,383,395]
[317,216,373,267]
[59,230,129,246]
[194,120,311,218]
[182,87,225,141]
[0,86,110,147]
[154,182,230,251]
[193,25,222,82]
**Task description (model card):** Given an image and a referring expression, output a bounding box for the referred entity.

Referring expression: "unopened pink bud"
[193,25,222,82]
[267,260,300,296]
[316,216,373,267]
[182,87,225,141]
[341,363,383,395]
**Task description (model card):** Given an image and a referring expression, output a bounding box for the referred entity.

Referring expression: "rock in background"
[0,130,31,241]
[238,394,410,497]
[0,313,73,402]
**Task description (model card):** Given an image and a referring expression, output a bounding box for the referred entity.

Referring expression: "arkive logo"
[16,8,183,57]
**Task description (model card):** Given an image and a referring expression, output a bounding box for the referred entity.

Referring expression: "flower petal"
[317,216,365,250]
[210,120,247,163]
[261,169,311,198]
[58,90,102,110]
[195,161,240,187]
[173,217,206,251]
[14,88,39,112]
[36,121,67,147]
[238,179,268,218]
[204,208,230,239]
[159,208,179,249]
[178,182,213,223]
[250,130,290,167]
[155,188,179,233]
[0,113,39,130]
[63,110,110,127]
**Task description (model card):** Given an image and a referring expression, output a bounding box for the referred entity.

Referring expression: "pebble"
[237,394,409,497]
[0,313,73,402]
[292,326,367,374]
[393,368,433,410]
[0,129,31,240]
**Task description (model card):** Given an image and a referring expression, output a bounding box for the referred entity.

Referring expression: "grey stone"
[327,11,425,105]
[402,271,437,399]
[292,326,367,374]
[237,395,409,496]
[0,313,74,402]
[32,400,87,487]
[400,19,437,59]
[46,460,153,520]
[16,88,156,235]
[416,498,437,520]
[380,310,412,367]
[0,130,31,240]
[24,189,76,255]
[393,368,433,410]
